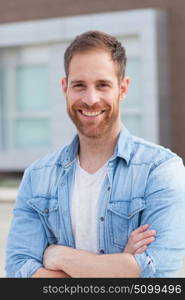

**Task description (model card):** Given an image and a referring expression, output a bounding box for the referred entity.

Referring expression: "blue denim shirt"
[5,125,185,277]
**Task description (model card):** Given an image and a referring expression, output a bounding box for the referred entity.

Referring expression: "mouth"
[78,110,105,118]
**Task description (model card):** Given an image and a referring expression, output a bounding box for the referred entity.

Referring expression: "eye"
[74,84,83,87]
[97,83,110,88]
[73,83,85,89]
[72,83,85,92]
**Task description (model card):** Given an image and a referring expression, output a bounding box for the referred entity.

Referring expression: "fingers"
[126,224,156,254]
[137,230,156,243]
[131,224,149,235]
[135,245,147,254]
[134,235,156,254]
[132,235,156,255]
[135,236,156,250]
[124,224,156,255]
[130,226,156,244]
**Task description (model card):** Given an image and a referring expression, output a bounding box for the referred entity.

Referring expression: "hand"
[43,244,63,270]
[124,224,156,254]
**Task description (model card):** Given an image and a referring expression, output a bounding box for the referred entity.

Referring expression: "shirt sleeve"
[14,259,42,278]
[134,156,185,277]
[5,167,48,278]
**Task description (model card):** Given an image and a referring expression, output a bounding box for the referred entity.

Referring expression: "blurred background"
[0,0,185,277]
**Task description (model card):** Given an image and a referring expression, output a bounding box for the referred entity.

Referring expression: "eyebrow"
[97,80,113,85]
[70,80,84,85]
[70,79,113,85]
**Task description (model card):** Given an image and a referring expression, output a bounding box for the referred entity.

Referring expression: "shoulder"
[26,145,68,172]
[130,137,185,197]
[131,135,178,168]
[21,146,69,197]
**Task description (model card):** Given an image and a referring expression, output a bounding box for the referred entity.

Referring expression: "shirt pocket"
[27,197,59,244]
[107,198,145,249]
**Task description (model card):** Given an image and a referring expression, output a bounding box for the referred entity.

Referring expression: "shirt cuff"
[134,252,156,277]
[15,259,43,278]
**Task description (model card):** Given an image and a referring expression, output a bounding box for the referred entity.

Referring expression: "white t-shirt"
[71,156,107,253]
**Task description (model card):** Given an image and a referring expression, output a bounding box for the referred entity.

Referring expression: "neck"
[78,123,121,174]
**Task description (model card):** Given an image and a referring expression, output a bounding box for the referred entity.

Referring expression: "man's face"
[62,50,129,138]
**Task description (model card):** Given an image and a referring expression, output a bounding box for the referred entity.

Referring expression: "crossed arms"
[32,224,156,278]
[6,157,185,278]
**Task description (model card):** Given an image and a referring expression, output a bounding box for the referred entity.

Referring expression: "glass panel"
[16,64,49,112]
[0,68,5,150]
[123,57,142,108]
[121,114,144,138]
[14,119,51,149]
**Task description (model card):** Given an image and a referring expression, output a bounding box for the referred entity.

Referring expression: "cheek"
[66,93,77,106]
[101,92,114,104]
[103,93,119,108]
[67,91,83,104]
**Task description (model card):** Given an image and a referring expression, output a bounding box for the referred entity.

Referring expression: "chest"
[28,161,148,251]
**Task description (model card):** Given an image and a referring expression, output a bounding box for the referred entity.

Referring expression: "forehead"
[68,50,118,81]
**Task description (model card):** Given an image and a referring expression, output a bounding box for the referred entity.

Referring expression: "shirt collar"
[63,124,134,167]
[111,123,134,165]
[62,134,79,167]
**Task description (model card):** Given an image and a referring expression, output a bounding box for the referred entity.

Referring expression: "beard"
[67,98,120,139]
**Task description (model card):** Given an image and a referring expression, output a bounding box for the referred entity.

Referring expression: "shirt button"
[44,208,49,214]
[100,249,104,254]
[107,187,111,191]
[100,217,104,222]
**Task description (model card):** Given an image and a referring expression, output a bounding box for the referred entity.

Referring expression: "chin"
[80,126,108,139]
[83,133,101,139]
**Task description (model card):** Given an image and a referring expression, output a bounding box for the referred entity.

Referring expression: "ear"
[61,77,68,96]
[119,76,130,101]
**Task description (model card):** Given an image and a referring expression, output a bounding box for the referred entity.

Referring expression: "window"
[0,68,5,151]
[2,46,51,151]
[120,37,144,138]
[15,64,50,149]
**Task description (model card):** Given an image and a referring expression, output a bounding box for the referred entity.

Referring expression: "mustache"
[72,102,110,111]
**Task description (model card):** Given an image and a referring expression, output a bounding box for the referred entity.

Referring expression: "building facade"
[0,0,185,172]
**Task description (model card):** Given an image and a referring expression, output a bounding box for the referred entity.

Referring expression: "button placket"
[98,173,112,257]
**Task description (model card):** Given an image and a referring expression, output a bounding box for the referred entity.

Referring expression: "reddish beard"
[67,100,120,138]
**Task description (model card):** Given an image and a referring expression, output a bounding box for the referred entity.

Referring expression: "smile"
[79,110,105,117]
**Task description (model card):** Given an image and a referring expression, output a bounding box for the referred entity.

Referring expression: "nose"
[82,87,100,106]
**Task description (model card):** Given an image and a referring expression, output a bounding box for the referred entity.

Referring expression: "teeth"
[82,111,102,116]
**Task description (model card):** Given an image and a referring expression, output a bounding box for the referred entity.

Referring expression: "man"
[6,31,185,278]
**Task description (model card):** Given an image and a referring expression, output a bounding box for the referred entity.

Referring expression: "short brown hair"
[64,31,127,81]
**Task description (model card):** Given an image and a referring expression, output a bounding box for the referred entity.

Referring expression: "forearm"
[32,267,70,278]
[55,247,140,278]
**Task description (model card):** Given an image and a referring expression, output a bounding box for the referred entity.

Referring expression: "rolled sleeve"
[14,259,42,278]
[134,252,155,278]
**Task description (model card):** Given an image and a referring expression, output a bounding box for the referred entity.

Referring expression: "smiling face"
[62,50,129,139]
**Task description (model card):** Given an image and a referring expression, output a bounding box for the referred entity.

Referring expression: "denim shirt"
[5,125,185,278]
